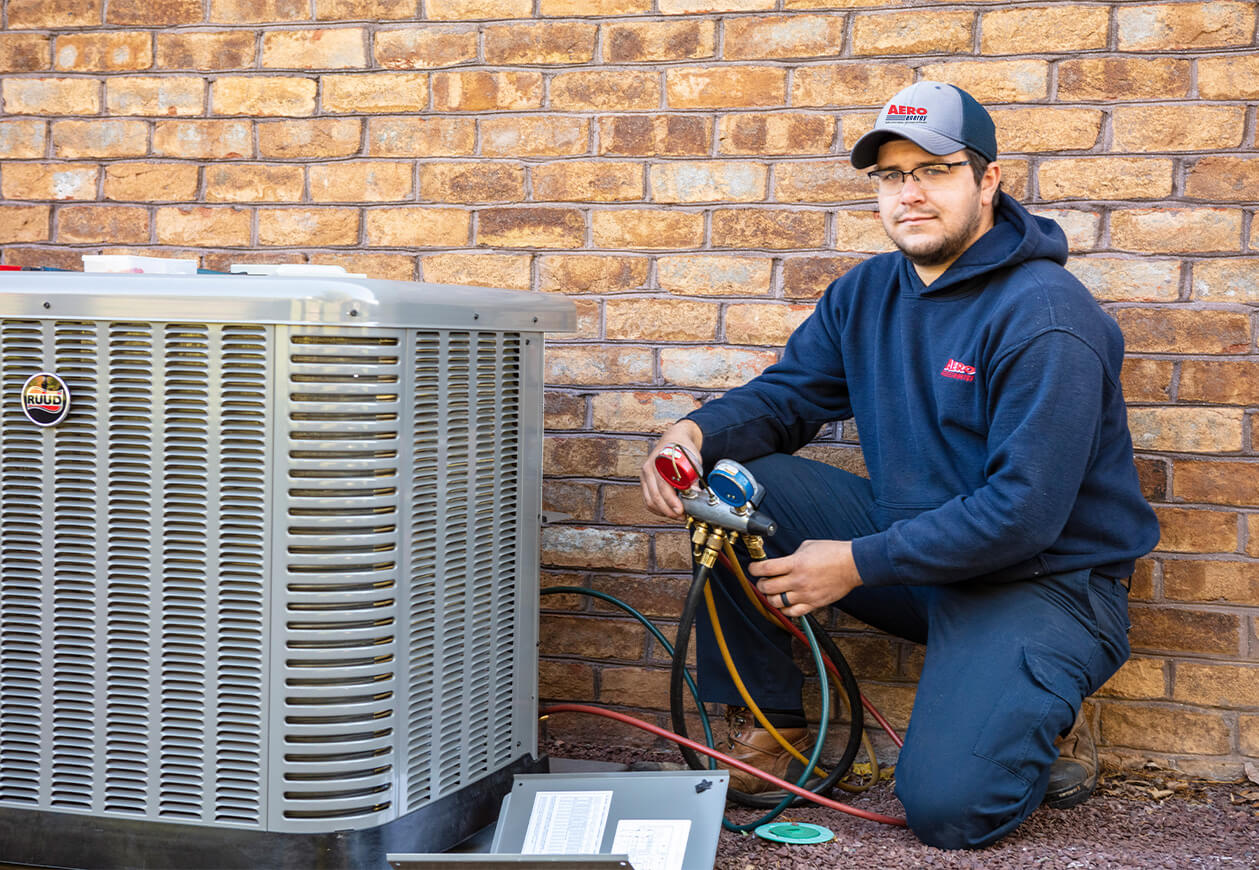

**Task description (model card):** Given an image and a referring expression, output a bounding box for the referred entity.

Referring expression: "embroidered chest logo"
[940,358,977,383]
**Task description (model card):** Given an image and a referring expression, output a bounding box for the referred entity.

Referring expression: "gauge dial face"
[654,444,700,490]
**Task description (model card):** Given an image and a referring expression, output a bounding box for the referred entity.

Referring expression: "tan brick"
[834,210,895,253]
[8,0,102,29]
[106,76,204,116]
[538,609,647,657]
[108,0,202,24]
[666,66,786,109]
[538,660,595,702]
[258,207,359,247]
[153,120,252,159]
[1180,360,1259,406]
[103,163,198,202]
[543,0,650,14]
[537,254,648,294]
[660,0,773,12]
[590,391,702,432]
[0,205,51,242]
[418,162,522,204]
[659,347,778,389]
[656,255,772,297]
[543,481,598,523]
[478,207,585,249]
[1039,158,1174,203]
[1129,604,1242,656]
[261,28,366,70]
[258,118,360,159]
[212,76,315,115]
[1115,308,1250,355]
[1119,358,1174,404]
[1031,209,1099,253]
[1128,408,1245,455]
[711,208,826,250]
[51,120,148,159]
[432,71,543,112]
[313,252,415,281]
[1185,157,1259,204]
[551,70,659,112]
[1118,2,1255,51]
[322,73,426,113]
[1154,507,1241,554]
[374,25,476,69]
[600,666,674,709]
[420,252,531,290]
[1241,716,1259,757]
[1174,662,1259,708]
[426,0,532,19]
[156,31,256,70]
[316,1,415,21]
[981,5,1108,54]
[1198,55,1259,100]
[597,115,709,157]
[999,160,1030,202]
[603,20,714,63]
[992,107,1103,153]
[209,0,312,23]
[775,161,871,203]
[1128,558,1157,600]
[1250,517,1259,559]
[367,117,473,157]
[1096,657,1167,701]
[1110,209,1242,254]
[311,161,414,203]
[782,255,864,299]
[725,302,813,346]
[1174,461,1259,508]
[725,14,846,59]
[155,205,251,246]
[1058,58,1192,103]
[56,205,149,245]
[919,60,1049,103]
[484,21,596,65]
[2,163,97,201]
[718,112,835,157]
[840,111,879,151]
[546,346,653,387]
[0,120,47,159]
[54,32,149,71]
[1066,258,1181,304]
[591,209,704,250]
[791,63,913,108]
[205,164,303,203]
[481,116,589,158]
[650,161,767,204]
[851,10,973,56]
[365,207,470,247]
[1101,704,1231,755]
[605,299,717,341]
[532,161,642,203]
[2,78,99,115]
[1113,106,1246,153]
[1163,560,1259,605]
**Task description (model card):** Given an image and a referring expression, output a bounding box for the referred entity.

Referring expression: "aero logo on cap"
[886,105,928,122]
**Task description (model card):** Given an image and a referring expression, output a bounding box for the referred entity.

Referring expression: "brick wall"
[1,0,1255,778]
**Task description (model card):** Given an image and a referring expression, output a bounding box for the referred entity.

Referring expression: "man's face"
[874,139,999,276]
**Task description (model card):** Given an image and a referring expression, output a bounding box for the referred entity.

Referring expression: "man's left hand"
[747,540,863,618]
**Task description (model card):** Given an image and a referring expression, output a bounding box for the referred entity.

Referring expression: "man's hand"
[748,540,863,618]
[640,419,704,520]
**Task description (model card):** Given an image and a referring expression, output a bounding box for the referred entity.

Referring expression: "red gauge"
[654,443,701,490]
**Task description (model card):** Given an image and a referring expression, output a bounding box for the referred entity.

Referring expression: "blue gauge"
[707,459,757,508]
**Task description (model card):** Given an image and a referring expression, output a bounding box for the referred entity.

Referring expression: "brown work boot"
[1043,709,1098,809]
[720,706,818,795]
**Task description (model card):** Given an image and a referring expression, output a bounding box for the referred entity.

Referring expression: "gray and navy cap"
[850,81,997,169]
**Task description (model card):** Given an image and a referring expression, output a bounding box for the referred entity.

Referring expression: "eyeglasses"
[867,161,970,195]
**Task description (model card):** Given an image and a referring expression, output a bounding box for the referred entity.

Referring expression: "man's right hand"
[640,419,704,520]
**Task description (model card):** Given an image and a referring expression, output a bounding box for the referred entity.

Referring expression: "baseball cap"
[850,81,997,169]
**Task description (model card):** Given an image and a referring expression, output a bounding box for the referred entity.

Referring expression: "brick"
[51,120,148,159]
[532,161,642,203]
[156,32,256,71]
[591,391,701,433]
[981,5,1108,54]
[597,115,709,157]
[7,0,102,29]
[56,205,148,245]
[543,0,649,13]
[919,60,1048,103]
[53,33,148,72]
[1180,360,1259,405]
[851,10,973,56]
[315,0,417,19]
[543,481,598,523]
[840,111,879,152]
[104,163,199,202]
[1066,258,1181,305]
[1250,518,1259,559]
[1175,460,1259,508]
[1039,158,1173,203]
[1134,459,1168,505]
[537,255,647,295]
[1155,507,1241,554]
[1186,157,1259,204]
[481,117,588,158]
[775,161,871,203]
[603,20,714,63]
[791,63,913,108]
[420,252,531,290]
[1128,558,1156,600]
[322,73,427,113]
[605,299,717,341]
[725,302,813,346]
[546,346,653,387]
[108,0,201,25]
[1097,658,1167,701]
[718,113,835,157]
[1119,358,1174,403]
[991,108,1103,153]
[665,67,787,109]
[656,255,773,297]
[205,164,303,203]
[599,666,673,709]
[477,207,584,249]
[1198,56,1259,100]
[1031,209,1099,253]
[417,162,521,204]
[544,436,647,479]
[155,205,251,246]
[650,161,767,204]
[542,525,650,572]
[1242,716,1259,757]
[0,206,50,242]
[209,0,311,23]
[660,0,773,12]
[1174,662,1259,709]
[374,25,476,69]
[311,161,414,203]
[432,71,543,112]
[258,207,359,247]
[1128,408,1245,455]
[1114,106,1246,153]
[364,207,470,247]
[106,76,204,116]
[259,118,361,159]
[211,76,315,115]
[1057,57,1191,103]
[368,117,473,157]
[261,28,366,70]
[1110,209,1242,254]
[711,209,826,250]
[538,611,646,657]
[2,78,99,115]
[426,0,532,19]
[314,252,416,281]
[551,70,659,112]
[1117,2,1255,51]
[1115,307,1250,355]
[783,255,864,299]
[0,121,47,159]
[591,209,704,250]
[538,660,595,702]
[1129,604,1241,656]
[725,15,846,60]
[834,210,895,253]
[1100,705,1231,755]
[484,21,596,65]
[154,120,252,159]
[2,163,97,201]
[659,347,778,389]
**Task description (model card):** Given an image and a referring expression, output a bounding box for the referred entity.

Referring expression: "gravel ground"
[545,739,1259,869]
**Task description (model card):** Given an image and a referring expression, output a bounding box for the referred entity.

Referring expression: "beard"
[888,200,986,268]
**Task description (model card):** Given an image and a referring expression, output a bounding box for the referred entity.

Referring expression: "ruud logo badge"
[21,372,71,427]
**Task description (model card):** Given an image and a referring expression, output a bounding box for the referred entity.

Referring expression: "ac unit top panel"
[0,274,576,334]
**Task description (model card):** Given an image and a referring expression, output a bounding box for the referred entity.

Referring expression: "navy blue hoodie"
[687,195,1160,587]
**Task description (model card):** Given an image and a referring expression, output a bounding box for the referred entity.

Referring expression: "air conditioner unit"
[0,272,575,868]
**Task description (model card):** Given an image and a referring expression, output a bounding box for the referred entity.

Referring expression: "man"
[640,81,1159,850]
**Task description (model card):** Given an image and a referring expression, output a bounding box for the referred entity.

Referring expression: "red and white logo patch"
[940,358,976,382]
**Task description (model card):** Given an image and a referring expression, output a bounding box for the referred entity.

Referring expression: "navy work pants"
[696,454,1131,849]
